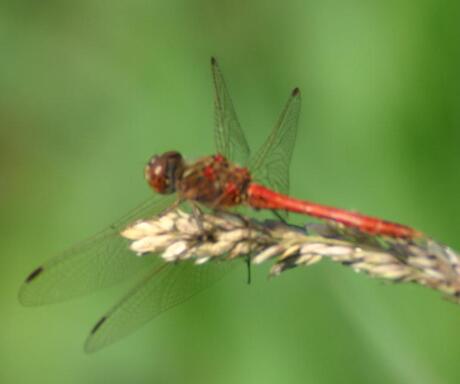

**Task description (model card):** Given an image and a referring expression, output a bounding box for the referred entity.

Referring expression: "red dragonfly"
[19,58,420,353]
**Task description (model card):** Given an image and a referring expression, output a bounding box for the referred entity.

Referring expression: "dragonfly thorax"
[145,151,185,194]
[177,154,252,208]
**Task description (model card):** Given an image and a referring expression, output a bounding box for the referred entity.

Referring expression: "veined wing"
[85,258,233,353]
[18,194,177,306]
[211,57,250,166]
[249,87,301,196]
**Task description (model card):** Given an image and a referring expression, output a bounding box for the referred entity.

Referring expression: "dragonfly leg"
[272,210,288,224]
[162,198,182,215]
[190,202,207,234]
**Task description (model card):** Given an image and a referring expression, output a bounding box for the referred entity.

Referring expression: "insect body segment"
[145,151,185,194]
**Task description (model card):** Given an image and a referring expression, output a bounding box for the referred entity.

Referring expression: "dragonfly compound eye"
[145,151,185,194]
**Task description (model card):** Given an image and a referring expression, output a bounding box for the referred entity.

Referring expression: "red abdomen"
[247,183,421,238]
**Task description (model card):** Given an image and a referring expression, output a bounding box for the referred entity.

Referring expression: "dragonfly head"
[145,151,185,194]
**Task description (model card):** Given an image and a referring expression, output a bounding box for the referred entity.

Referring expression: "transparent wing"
[18,194,177,306]
[211,57,250,165]
[84,259,234,353]
[249,88,301,196]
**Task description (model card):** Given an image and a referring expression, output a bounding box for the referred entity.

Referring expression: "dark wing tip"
[84,316,109,353]
[90,316,107,335]
[292,87,301,97]
[25,266,44,283]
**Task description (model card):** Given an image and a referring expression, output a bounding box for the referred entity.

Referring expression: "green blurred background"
[2,0,460,383]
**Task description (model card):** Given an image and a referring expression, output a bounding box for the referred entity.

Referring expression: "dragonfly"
[19,57,421,353]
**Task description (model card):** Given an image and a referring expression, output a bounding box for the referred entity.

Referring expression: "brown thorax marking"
[178,154,251,208]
